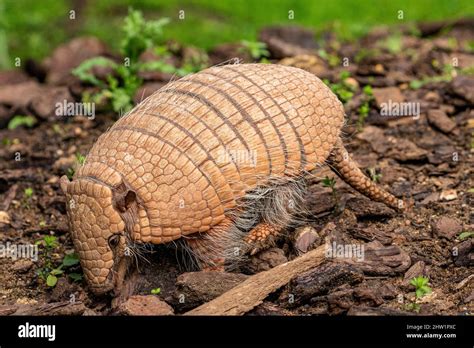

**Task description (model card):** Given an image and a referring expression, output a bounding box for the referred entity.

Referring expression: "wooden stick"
[185,243,328,315]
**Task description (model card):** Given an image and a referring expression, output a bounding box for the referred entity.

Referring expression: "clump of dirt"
[0,19,472,316]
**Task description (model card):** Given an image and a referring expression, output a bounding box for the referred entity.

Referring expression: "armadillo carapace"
[60,63,403,295]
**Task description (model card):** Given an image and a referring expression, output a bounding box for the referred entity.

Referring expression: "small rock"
[453,240,473,267]
[248,302,293,316]
[50,277,75,302]
[439,189,458,201]
[42,37,111,85]
[29,86,73,120]
[420,192,440,205]
[12,259,33,273]
[117,295,174,316]
[431,217,463,240]
[209,43,251,65]
[0,81,43,111]
[402,261,426,288]
[0,211,11,225]
[82,308,99,316]
[52,155,76,174]
[245,248,288,274]
[372,87,404,107]
[259,25,317,59]
[173,271,248,311]
[451,75,474,104]
[294,225,320,254]
[0,70,31,85]
[279,55,327,76]
[427,109,456,133]
[423,91,441,103]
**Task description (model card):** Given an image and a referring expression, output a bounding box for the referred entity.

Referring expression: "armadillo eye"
[108,234,120,248]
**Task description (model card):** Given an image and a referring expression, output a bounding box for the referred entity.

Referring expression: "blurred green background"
[1,0,474,69]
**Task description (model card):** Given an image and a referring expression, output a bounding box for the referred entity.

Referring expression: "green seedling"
[1,137,11,146]
[36,235,82,287]
[409,64,459,90]
[458,231,474,240]
[317,49,340,67]
[323,71,356,104]
[22,187,34,208]
[73,9,184,114]
[322,175,339,206]
[410,276,432,299]
[405,302,421,313]
[8,115,37,130]
[382,34,402,54]
[24,187,33,199]
[357,85,374,130]
[150,288,161,295]
[66,153,87,180]
[240,40,270,61]
[367,167,382,182]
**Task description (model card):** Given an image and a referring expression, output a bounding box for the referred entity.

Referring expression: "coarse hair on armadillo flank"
[177,174,310,271]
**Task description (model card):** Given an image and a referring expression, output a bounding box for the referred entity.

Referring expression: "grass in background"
[2,0,474,69]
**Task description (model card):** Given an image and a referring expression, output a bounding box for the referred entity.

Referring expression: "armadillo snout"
[60,176,128,294]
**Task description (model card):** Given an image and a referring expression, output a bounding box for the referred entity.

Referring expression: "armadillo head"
[60,175,137,296]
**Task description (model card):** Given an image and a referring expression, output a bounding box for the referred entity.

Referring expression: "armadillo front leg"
[327,138,404,211]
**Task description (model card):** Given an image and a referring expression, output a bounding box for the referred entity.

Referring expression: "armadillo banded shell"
[75,64,344,243]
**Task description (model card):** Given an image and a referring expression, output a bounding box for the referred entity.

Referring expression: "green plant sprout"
[66,153,87,180]
[36,235,82,287]
[73,8,188,114]
[8,115,37,130]
[150,288,161,295]
[357,85,374,130]
[410,276,432,299]
[24,187,33,199]
[458,231,474,240]
[367,167,382,182]
[240,40,270,61]
[323,71,356,104]
[322,175,339,205]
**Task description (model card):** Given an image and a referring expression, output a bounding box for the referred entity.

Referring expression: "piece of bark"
[13,301,86,316]
[347,306,413,316]
[185,244,328,315]
[289,263,364,304]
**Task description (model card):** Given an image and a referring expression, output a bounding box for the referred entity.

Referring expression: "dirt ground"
[0,19,472,316]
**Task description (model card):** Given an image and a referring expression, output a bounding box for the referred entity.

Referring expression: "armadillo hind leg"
[182,217,247,270]
[243,223,282,255]
[327,138,404,211]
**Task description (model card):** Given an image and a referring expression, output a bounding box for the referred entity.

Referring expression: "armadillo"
[60,63,403,295]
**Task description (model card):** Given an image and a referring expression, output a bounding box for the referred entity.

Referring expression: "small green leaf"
[69,273,83,282]
[72,57,118,86]
[50,268,64,276]
[8,115,37,130]
[458,231,474,240]
[46,274,58,287]
[150,287,161,295]
[62,253,80,267]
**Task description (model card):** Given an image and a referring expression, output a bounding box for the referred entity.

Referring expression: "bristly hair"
[178,175,309,270]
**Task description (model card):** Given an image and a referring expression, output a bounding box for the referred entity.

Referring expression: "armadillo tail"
[327,138,404,211]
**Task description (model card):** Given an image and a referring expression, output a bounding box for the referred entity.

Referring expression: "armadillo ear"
[59,175,69,194]
[113,182,137,213]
